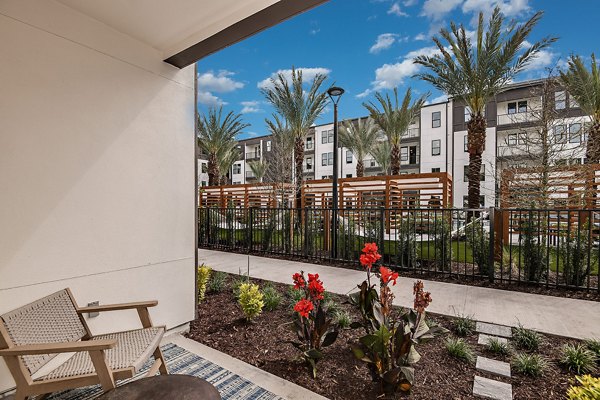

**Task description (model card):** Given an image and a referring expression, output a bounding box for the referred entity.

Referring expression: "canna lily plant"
[350,243,448,395]
[290,271,339,378]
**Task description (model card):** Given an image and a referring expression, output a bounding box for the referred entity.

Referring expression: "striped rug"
[47,343,284,400]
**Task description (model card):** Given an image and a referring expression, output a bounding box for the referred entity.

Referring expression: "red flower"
[380,266,399,286]
[292,272,305,289]
[359,242,382,270]
[307,273,325,300]
[294,299,314,318]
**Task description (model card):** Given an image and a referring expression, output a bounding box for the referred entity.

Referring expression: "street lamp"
[327,86,345,259]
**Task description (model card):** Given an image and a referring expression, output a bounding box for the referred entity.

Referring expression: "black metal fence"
[198,207,600,292]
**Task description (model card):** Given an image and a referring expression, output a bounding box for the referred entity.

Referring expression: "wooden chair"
[0,289,168,400]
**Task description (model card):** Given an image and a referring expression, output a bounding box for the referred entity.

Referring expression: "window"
[432,111,441,128]
[321,153,327,166]
[518,101,528,113]
[370,159,376,167]
[232,163,241,174]
[201,181,207,187]
[554,125,567,143]
[346,174,353,178]
[463,195,485,207]
[321,131,327,144]
[266,140,271,151]
[464,165,485,182]
[569,123,582,143]
[346,150,353,164]
[464,106,471,122]
[322,175,332,179]
[569,94,580,108]
[432,167,441,173]
[328,152,333,165]
[571,158,582,165]
[555,91,566,110]
[306,136,313,150]
[400,146,408,161]
[507,102,517,115]
[432,139,441,156]
[201,162,207,173]
[321,129,333,144]
[306,156,313,170]
[464,135,468,152]
[508,133,517,146]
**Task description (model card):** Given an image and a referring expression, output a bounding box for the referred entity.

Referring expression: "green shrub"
[453,315,475,337]
[567,375,600,400]
[561,344,598,374]
[432,218,452,271]
[487,338,510,355]
[232,274,249,298]
[584,338,600,358]
[521,213,547,282]
[512,353,547,376]
[262,284,282,312]
[288,286,304,306]
[513,324,542,351]
[196,264,211,302]
[466,221,491,276]
[207,271,227,293]
[238,283,264,321]
[324,299,340,316]
[445,337,475,363]
[559,223,597,287]
[333,310,351,329]
[395,216,418,269]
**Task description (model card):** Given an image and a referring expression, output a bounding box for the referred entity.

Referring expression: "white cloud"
[245,132,259,138]
[257,67,331,90]
[358,46,442,97]
[197,91,226,107]
[428,94,448,104]
[462,0,530,18]
[403,0,418,6]
[197,70,244,93]
[388,2,409,16]
[241,101,262,114]
[523,49,556,72]
[420,0,462,21]
[414,33,427,41]
[370,33,399,54]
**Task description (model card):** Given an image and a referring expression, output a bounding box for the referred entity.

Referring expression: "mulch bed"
[187,273,592,400]
[202,246,600,302]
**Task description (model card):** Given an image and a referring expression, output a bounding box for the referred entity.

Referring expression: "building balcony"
[497,111,539,126]
[245,151,261,160]
[402,127,420,139]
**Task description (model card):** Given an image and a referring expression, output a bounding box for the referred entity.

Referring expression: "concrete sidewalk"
[199,249,600,340]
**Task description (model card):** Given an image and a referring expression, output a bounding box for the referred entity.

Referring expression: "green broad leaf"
[407,346,421,364]
[321,330,339,347]
[305,348,323,360]
[351,345,366,359]
[413,318,430,339]
[359,334,380,349]
[348,292,360,305]
[373,303,385,327]
[308,357,317,379]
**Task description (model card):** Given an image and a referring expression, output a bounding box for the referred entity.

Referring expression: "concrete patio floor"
[199,249,600,340]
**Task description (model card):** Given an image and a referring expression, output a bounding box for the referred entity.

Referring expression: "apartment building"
[198,78,589,208]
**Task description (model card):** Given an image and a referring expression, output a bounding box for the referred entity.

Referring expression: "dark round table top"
[98,375,221,400]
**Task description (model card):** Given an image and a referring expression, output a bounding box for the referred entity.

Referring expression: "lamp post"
[327,86,344,259]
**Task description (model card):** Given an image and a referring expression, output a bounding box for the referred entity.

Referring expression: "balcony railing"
[497,111,539,125]
[401,154,420,165]
[245,151,261,160]
[402,127,420,138]
[245,171,256,179]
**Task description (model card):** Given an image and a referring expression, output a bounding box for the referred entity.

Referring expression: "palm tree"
[217,146,240,185]
[248,160,269,183]
[363,88,426,175]
[197,106,249,185]
[339,118,380,177]
[370,141,392,175]
[414,7,555,209]
[261,67,329,204]
[560,54,600,163]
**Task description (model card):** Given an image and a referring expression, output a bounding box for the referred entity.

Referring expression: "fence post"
[248,207,254,253]
[304,207,309,257]
[488,206,495,282]
[379,207,385,256]
[205,208,211,246]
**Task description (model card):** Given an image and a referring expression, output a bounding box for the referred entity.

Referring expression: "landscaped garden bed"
[188,262,599,399]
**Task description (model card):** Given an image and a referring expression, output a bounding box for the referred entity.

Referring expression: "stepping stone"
[476,356,511,378]
[478,334,508,346]
[476,322,512,338]
[473,376,513,400]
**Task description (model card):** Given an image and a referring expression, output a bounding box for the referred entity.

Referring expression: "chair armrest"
[0,339,117,356]
[77,300,158,314]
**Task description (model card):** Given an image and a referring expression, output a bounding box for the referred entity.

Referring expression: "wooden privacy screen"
[500,164,600,209]
[198,172,452,210]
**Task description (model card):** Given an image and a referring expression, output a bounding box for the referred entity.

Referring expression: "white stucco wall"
[0,0,195,391]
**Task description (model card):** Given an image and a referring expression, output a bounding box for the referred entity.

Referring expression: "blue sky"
[196,0,597,139]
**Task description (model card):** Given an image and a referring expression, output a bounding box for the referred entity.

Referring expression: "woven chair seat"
[41,327,164,380]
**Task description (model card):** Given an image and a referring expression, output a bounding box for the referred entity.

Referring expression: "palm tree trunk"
[390,144,400,175]
[356,160,364,177]
[586,122,600,163]
[466,114,487,210]
[294,137,304,208]
[208,153,219,186]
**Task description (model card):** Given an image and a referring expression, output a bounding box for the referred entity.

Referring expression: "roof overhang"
[56,0,329,69]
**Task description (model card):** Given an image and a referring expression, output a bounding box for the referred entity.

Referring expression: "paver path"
[199,249,600,339]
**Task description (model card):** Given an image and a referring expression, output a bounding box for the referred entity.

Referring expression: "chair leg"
[153,347,168,375]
